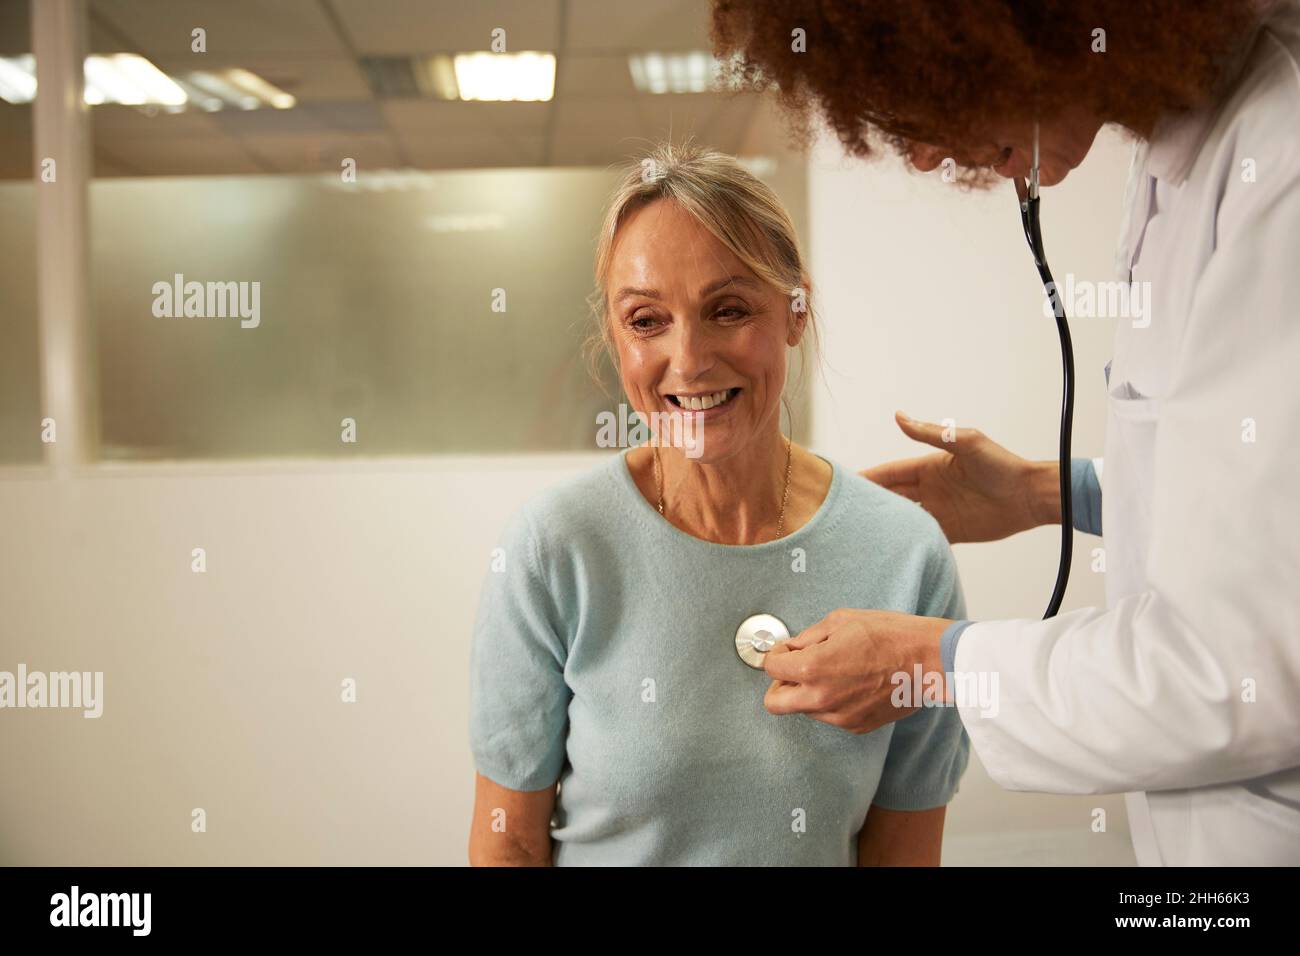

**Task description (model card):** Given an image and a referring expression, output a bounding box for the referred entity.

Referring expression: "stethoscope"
[735,124,1075,670]
[1013,123,1075,621]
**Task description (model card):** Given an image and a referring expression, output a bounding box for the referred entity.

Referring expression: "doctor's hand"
[860,411,1060,543]
[762,609,950,734]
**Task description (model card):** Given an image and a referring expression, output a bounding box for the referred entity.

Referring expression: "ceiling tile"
[550,96,642,139]
[382,99,550,135]
[212,101,387,136]
[91,148,139,177]
[0,102,33,136]
[634,92,760,152]
[91,134,266,175]
[150,54,373,102]
[549,135,645,169]
[90,0,350,58]
[91,104,227,135]
[331,0,561,55]
[557,54,636,97]
[565,0,709,53]
[0,1,29,55]
[0,0,236,55]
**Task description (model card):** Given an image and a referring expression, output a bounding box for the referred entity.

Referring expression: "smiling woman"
[466,143,971,866]
[585,144,824,545]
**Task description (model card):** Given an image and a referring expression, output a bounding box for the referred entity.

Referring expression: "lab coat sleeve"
[468,506,571,792]
[874,534,971,809]
[954,170,1300,795]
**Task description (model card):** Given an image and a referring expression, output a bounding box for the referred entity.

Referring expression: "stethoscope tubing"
[1016,177,1076,620]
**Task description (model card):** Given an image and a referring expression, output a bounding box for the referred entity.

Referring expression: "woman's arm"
[468,772,558,866]
[857,804,947,866]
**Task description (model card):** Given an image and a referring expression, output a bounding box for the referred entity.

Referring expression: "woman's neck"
[632,433,833,546]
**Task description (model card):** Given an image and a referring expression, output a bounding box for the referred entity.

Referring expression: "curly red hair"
[711,0,1268,180]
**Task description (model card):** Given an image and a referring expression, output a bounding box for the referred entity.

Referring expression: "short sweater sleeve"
[871,530,972,810]
[468,507,571,792]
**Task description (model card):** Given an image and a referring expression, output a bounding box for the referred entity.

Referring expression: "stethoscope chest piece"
[734,613,790,669]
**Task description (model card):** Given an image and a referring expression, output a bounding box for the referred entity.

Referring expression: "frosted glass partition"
[0,185,42,463]
[88,169,625,459]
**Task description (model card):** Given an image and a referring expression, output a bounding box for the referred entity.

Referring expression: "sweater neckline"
[609,445,844,554]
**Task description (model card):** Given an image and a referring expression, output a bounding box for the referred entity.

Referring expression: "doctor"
[711,0,1300,864]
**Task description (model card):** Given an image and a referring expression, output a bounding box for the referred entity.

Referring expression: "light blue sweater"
[469,449,971,865]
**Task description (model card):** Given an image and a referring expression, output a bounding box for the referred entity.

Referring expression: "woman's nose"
[669,318,715,381]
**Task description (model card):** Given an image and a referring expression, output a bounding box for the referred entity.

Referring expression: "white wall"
[807,127,1137,864]
[0,455,604,865]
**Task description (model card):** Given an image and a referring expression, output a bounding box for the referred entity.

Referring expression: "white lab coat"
[954,0,1300,865]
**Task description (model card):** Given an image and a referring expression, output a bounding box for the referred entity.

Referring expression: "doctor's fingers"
[764,678,827,716]
[764,681,871,730]
[892,411,981,453]
[764,681,893,733]
[785,620,834,651]
[859,455,925,495]
[762,626,832,680]
[763,645,804,683]
[763,639,834,685]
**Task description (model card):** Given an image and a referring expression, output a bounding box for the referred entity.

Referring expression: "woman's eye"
[715,307,748,321]
[629,313,660,332]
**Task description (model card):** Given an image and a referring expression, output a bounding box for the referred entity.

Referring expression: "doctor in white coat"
[712,0,1300,864]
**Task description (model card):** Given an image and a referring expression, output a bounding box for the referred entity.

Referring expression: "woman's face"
[605,198,802,465]
[909,111,1103,187]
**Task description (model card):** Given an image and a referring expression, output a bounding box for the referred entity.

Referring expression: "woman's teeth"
[671,388,736,410]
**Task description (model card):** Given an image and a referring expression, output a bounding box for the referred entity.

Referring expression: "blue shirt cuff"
[1069,457,1103,536]
[940,620,976,675]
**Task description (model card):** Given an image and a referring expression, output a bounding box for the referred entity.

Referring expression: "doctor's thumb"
[762,643,800,682]
[894,411,955,451]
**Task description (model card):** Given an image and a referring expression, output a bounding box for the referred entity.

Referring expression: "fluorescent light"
[413,54,459,100]
[170,76,224,111]
[430,56,458,100]
[108,54,187,104]
[182,71,257,109]
[628,52,725,94]
[0,55,294,111]
[84,53,186,105]
[453,51,554,102]
[221,68,296,109]
[631,51,759,93]
[0,54,37,103]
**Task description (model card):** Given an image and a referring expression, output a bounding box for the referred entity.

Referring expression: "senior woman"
[467,144,969,866]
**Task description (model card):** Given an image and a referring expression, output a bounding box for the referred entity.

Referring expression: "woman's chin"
[1039,164,1073,187]
[675,425,750,466]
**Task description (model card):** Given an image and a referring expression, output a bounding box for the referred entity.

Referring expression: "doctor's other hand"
[860,411,1060,543]
[762,609,951,734]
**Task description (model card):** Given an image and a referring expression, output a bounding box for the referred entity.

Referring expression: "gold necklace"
[653,436,794,542]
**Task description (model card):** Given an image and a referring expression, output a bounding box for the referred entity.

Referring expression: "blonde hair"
[584,141,820,396]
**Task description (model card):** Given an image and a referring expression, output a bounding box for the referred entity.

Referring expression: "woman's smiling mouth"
[664,387,741,413]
